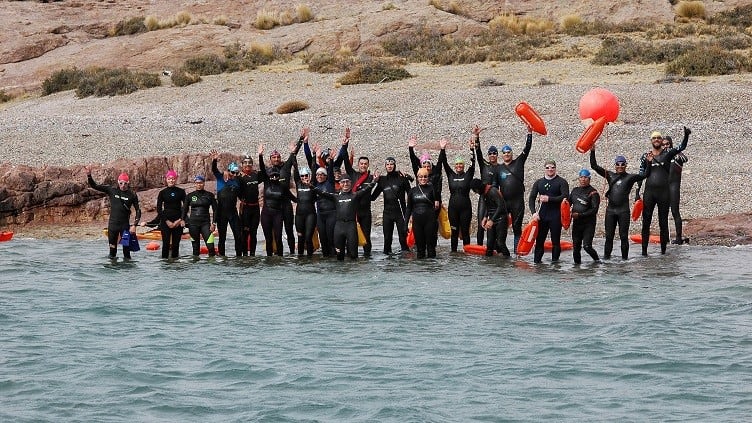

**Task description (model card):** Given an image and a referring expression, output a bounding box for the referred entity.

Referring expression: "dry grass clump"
[382,2,397,11]
[592,36,693,65]
[337,58,411,85]
[708,4,752,29]
[675,1,706,20]
[182,54,227,76]
[0,90,12,103]
[108,16,147,36]
[170,69,202,87]
[489,14,555,36]
[43,67,161,97]
[254,4,314,29]
[428,0,466,17]
[276,100,310,114]
[666,45,752,76]
[305,50,357,73]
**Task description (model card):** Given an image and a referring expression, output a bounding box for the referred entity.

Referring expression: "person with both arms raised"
[470,178,508,257]
[528,159,569,264]
[335,127,375,257]
[370,156,413,255]
[237,153,261,256]
[266,135,303,255]
[590,148,649,260]
[407,134,443,252]
[304,140,338,257]
[636,127,690,256]
[182,174,217,257]
[438,137,475,252]
[472,125,502,247]
[210,149,242,257]
[568,169,601,265]
[86,167,141,260]
[497,128,533,254]
[313,171,379,261]
[259,143,298,257]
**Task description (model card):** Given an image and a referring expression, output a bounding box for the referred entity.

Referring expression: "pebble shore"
[2,59,751,229]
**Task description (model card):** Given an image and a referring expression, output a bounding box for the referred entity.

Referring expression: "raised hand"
[408,135,417,148]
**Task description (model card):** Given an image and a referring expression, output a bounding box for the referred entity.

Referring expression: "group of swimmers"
[86,124,689,262]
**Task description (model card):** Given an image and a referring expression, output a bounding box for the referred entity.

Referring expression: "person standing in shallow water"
[438,137,475,252]
[183,175,217,257]
[528,159,569,264]
[568,169,600,265]
[154,169,186,259]
[407,167,440,259]
[590,149,648,260]
[86,167,141,260]
[663,135,689,244]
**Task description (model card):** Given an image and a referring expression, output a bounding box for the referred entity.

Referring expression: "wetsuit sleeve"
[343,152,355,178]
[675,152,688,165]
[370,179,383,201]
[210,195,217,224]
[408,146,420,175]
[132,192,141,225]
[211,159,222,180]
[303,143,314,170]
[333,144,348,169]
[678,127,690,152]
[589,150,606,178]
[528,180,540,214]
[182,194,189,221]
[521,133,533,158]
[488,189,506,222]
[313,186,335,200]
[405,190,413,218]
[258,154,269,183]
[552,178,570,203]
[87,175,110,194]
[438,148,452,178]
[474,138,487,175]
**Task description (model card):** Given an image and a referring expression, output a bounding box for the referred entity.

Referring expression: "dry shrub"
[382,2,397,10]
[183,54,227,75]
[337,58,411,85]
[296,4,314,23]
[42,67,85,95]
[666,45,752,76]
[74,68,161,97]
[305,50,357,73]
[276,100,310,114]
[489,14,555,36]
[171,68,202,87]
[675,1,706,20]
[109,16,146,36]
[213,15,228,26]
[144,15,160,31]
[175,11,192,26]
[477,78,504,87]
[279,10,296,26]
[592,36,693,65]
[559,14,582,32]
[0,90,12,103]
[709,4,752,29]
[255,8,279,29]
[223,41,278,72]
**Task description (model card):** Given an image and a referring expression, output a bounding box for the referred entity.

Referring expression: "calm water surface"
[1,236,751,422]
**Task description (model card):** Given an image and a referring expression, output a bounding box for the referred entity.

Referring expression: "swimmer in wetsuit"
[470,178,508,257]
[86,167,141,260]
[528,159,569,264]
[370,157,413,255]
[568,169,600,264]
[438,137,475,252]
[636,127,690,255]
[155,169,186,259]
[407,168,440,259]
[663,135,689,244]
[182,175,217,257]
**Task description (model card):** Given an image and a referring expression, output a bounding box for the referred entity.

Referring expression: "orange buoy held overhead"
[575,116,608,154]
[579,88,620,123]
[515,101,547,135]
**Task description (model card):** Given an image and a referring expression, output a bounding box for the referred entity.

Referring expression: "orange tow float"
[575,116,608,154]
[560,199,571,230]
[515,101,548,135]
[631,199,643,221]
[516,220,539,256]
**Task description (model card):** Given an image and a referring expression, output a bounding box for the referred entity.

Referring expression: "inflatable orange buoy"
[543,240,574,251]
[463,244,491,255]
[146,241,160,251]
[439,206,451,239]
[406,227,415,248]
[357,222,367,247]
[561,199,571,230]
[631,198,643,222]
[200,245,209,254]
[515,101,547,135]
[579,88,620,123]
[630,234,661,244]
[517,220,538,256]
[575,116,608,154]
[0,231,13,242]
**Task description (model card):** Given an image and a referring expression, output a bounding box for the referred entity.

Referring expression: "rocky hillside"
[2,0,748,94]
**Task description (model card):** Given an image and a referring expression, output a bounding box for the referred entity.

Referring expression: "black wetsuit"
[304,143,337,257]
[669,151,688,244]
[259,154,296,257]
[407,182,439,259]
[155,185,186,259]
[268,142,302,255]
[88,175,141,259]
[590,150,648,259]
[182,189,217,256]
[212,160,242,256]
[293,173,317,257]
[315,183,375,261]
[497,134,532,253]
[474,136,503,246]
[338,146,375,257]
[637,129,689,255]
[238,171,261,256]
[408,146,442,250]
[478,184,508,257]
[439,148,475,252]
[371,168,413,254]
[528,175,569,263]
[568,184,600,264]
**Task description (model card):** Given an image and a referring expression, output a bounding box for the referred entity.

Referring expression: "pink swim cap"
[420,153,431,164]
[117,172,129,182]
[165,170,178,179]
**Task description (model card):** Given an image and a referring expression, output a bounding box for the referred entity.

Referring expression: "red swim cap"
[117,172,129,182]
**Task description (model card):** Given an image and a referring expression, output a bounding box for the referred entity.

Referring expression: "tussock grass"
[675,1,706,20]
[255,4,314,29]
[337,58,411,85]
[109,16,147,36]
[276,100,310,114]
[489,14,555,36]
[0,90,12,103]
[296,4,314,23]
[382,2,397,11]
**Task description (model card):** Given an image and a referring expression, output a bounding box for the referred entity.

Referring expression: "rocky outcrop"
[0,153,234,226]
[684,212,752,247]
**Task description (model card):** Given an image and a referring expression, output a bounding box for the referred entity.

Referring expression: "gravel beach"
[2,59,751,238]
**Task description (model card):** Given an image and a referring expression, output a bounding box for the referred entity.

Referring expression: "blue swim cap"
[501,145,512,153]
[579,169,591,178]
[228,162,240,173]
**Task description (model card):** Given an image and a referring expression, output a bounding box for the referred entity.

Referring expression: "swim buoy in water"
[561,199,571,230]
[575,116,608,154]
[517,220,538,256]
[543,240,574,251]
[0,231,13,242]
[631,198,643,221]
[630,234,661,244]
[463,244,492,256]
[439,205,451,239]
[515,101,547,135]
[145,241,160,251]
[406,227,415,248]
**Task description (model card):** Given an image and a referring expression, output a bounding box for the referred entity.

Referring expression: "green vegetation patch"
[337,58,411,85]
[666,45,752,76]
[42,67,161,97]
